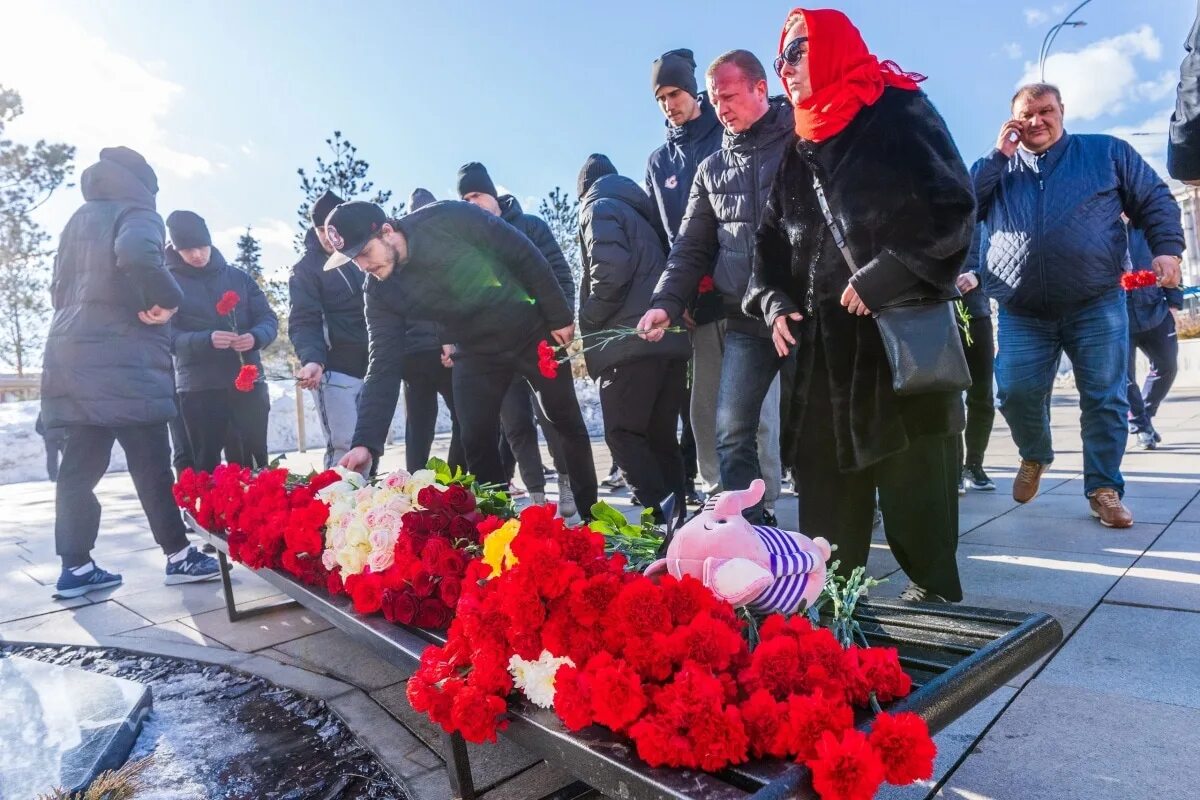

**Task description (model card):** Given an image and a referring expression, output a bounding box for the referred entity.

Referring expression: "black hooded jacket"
[498,194,575,307]
[287,228,370,378]
[168,246,278,392]
[748,87,975,472]
[41,149,183,428]
[651,99,796,335]
[578,174,691,375]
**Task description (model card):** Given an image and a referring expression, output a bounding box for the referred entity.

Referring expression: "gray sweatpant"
[313,370,364,471]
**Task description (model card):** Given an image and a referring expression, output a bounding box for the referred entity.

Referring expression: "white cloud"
[1025,9,1050,26]
[1136,70,1178,103]
[1003,42,1024,60]
[0,4,212,179]
[212,219,300,282]
[1105,109,1174,181]
[1020,25,1164,120]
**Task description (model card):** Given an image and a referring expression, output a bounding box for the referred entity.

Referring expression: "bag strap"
[811,173,858,276]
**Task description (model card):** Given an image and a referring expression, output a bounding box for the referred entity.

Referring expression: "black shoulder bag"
[811,173,971,396]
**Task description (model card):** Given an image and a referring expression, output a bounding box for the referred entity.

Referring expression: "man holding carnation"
[326,200,598,518]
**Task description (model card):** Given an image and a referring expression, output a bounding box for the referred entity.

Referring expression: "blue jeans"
[716,329,783,522]
[995,289,1129,496]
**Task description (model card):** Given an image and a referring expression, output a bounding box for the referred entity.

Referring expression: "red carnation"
[451,685,508,744]
[1121,270,1158,290]
[586,655,647,732]
[806,729,886,800]
[350,572,384,615]
[697,275,715,294]
[869,712,936,786]
[234,364,259,392]
[537,340,560,379]
[216,290,240,316]
[553,664,594,731]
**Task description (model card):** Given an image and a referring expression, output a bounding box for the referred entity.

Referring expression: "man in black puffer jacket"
[167,210,278,472]
[288,190,371,470]
[456,162,574,511]
[578,155,691,521]
[639,50,794,524]
[645,48,726,504]
[328,201,598,518]
[41,146,218,598]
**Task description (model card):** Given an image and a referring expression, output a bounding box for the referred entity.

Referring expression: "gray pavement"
[2,391,1198,800]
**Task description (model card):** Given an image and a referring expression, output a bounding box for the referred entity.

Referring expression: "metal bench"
[188,514,1063,800]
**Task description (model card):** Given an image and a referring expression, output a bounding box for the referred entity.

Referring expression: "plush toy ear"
[644,559,669,577]
[704,557,773,606]
[712,479,767,517]
[811,536,832,562]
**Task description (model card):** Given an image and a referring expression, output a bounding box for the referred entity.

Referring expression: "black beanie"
[577,154,617,198]
[310,189,345,228]
[456,162,497,199]
[409,188,436,211]
[651,48,698,97]
[166,210,211,249]
[99,146,158,194]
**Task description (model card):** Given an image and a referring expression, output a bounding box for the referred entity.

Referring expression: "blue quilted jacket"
[972,132,1184,317]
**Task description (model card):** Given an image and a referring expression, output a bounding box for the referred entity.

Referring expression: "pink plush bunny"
[644,479,831,614]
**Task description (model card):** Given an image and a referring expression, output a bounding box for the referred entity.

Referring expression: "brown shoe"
[1012,459,1049,503]
[1089,488,1133,528]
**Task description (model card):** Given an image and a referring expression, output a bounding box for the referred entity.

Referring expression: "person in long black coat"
[747,9,975,602]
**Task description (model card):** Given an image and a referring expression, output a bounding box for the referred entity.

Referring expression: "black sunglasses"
[774,36,809,77]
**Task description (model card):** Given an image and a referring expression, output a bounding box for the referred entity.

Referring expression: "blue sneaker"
[165,547,221,585]
[53,563,123,599]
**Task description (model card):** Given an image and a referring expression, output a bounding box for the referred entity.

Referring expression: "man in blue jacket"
[970,83,1184,528]
[1126,224,1185,450]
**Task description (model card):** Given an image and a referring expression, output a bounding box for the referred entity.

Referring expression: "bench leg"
[218,551,299,623]
[446,731,477,800]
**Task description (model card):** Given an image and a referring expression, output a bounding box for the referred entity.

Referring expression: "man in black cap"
[41,146,220,598]
[456,161,578,515]
[327,200,598,518]
[646,48,726,507]
[288,189,371,471]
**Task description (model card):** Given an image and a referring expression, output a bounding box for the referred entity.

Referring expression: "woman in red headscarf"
[746,8,975,603]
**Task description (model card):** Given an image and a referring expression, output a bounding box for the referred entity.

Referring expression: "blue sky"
[1,0,1194,276]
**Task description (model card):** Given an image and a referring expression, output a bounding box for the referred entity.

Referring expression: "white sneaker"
[557,475,577,518]
[530,491,546,506]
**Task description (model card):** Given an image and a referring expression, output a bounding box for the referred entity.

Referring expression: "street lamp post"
[1038,0,1095,81]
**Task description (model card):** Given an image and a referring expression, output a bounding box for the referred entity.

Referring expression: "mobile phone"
[1008,131,1020,143]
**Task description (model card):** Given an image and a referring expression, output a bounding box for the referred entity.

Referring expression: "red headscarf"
[780,8,925,142]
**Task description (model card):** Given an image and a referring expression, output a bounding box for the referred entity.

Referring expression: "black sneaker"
[53,563,123,599]
[761,509,778,527]
[684,488,705,507]
[962,464,996,491]
[899,582,950,603]
[165,547,220,585]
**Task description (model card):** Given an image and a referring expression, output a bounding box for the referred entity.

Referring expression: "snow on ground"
[0,378,604,485]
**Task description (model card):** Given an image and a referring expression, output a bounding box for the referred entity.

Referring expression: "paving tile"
[0,566,91,622]
[328,689,445,779]
[1104,522,1200,611]
[960,515,1164,557]
[273,627,412,690]
[111,619,231,649]
[235,653,356,700]
[1009,491,1184,524]
[1047,477,1200,501]
[1036,603,1200,710]
[0,601,152,643]
[178,599,331,651]
[372,681,543,792]
[110,570,278,624]
[478,762,583,800]
[953,543,1135,610]
[936,683,1200,800]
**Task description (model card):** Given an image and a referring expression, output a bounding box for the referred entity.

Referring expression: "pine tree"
[294,131,395,252]
[233,225,263,283]
[537,187,582,294]
[0,86,75,376]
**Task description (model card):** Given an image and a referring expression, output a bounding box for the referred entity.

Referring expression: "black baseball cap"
[323,201,388,271]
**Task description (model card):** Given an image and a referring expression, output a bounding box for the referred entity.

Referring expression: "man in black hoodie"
[41,147,219,598]
[645,48,726,505]
[638,50,793,524]
[456,162,577,514]
[329,201,598,517]
[288,190,370,471]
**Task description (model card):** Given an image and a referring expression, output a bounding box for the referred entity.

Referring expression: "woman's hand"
[771,311,803,357]
[840,283,872,316]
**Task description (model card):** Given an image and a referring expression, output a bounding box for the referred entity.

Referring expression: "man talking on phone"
[970,83,1184,528]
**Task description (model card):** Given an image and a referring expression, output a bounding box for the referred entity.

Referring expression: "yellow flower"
[482,519,521,578]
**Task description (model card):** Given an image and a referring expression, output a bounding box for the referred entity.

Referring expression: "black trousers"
[679,362,698,486]
[1128,314,1179,432]
[792,351,962,601]
[168,394,194,476]
[41,428,67,482]
[403,349,465,473]
[599,358,688,518]
[499,380,548,492]
[452,338,598,515]
[962,314,996,467]
[56,422,191,567]
[178,383,270,472]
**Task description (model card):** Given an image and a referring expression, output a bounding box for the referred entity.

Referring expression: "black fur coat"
[747,87,975,472]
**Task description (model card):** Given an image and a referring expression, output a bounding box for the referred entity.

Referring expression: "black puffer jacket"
[749,87,975,472]
[646,93,726,324]
[499,194,575,307]
[579,175,691,375]
[287,228,369,378]
[652,98,795,335]
[168,247,278,392]
[1169,9,1200,182]
[41,150,183,428]
[352,202,573,455]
